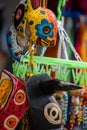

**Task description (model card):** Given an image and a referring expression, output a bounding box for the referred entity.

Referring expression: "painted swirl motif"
[4,115,19,130]
[44,103,62,125]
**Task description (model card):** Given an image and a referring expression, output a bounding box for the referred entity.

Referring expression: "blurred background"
[0,0,19,51]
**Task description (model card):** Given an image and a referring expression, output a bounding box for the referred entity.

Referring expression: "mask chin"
[36,37,55,47]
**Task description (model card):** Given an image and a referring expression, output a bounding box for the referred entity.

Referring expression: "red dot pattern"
[0,70,28,130]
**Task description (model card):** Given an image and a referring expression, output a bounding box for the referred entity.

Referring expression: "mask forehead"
[28,7,48,39]
[28,7,58,47]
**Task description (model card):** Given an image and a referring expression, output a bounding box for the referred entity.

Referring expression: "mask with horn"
[7,0,58,62]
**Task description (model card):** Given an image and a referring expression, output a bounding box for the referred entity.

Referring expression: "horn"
[28,0,41,11]
[40,79,82,95]
[40,0,48,8]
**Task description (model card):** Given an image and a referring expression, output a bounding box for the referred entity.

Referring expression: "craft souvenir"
[7,0,58,62]
[54,92,68,126]
[26,73,82,130]
[6,1,87,130]
[66,88,87,130]
[80,88,87,129]
[68,90,82,130]
[0,70,28,130]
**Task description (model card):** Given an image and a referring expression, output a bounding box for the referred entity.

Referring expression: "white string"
[57,20,82,61]
[56,18,68,79]
[58,20,68,60]
[40,47,47,57]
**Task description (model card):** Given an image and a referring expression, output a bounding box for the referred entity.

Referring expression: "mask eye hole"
[43,26,51,34]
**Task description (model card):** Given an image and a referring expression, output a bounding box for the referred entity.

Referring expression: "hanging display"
[3,0,87,129]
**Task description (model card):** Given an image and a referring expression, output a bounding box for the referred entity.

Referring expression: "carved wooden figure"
[27,73,82,130]
[7,0,58,62]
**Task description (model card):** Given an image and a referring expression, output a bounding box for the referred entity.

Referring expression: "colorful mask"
[7,0,58,61]
[0,70,28,130]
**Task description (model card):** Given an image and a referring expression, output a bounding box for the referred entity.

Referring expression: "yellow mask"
[7,0,58,61]
[14,0,58,47]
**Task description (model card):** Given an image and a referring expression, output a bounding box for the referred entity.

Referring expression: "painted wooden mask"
[7,0,58,61]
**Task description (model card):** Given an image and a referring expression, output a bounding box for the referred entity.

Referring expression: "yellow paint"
[0,79,12,109]
[16,0,57,48]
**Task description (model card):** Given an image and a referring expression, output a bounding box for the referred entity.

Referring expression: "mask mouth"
[36,37,55,47]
